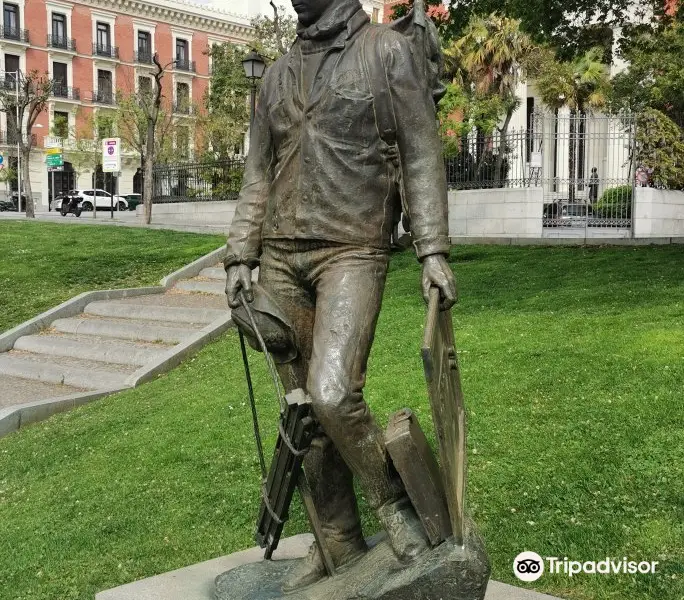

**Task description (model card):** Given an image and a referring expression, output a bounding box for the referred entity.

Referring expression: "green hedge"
[594,185,632,219]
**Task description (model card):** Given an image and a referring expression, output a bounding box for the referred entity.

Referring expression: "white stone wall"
[634,188,684,237]
[448,188,544,238]
[137,200,236,231]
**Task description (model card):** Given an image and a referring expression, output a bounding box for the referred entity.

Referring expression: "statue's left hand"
[421,254,457,310]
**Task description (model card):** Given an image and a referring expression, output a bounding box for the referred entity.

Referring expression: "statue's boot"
[377,495,430,562]
[282,433,368,593]
[282,532,367,593]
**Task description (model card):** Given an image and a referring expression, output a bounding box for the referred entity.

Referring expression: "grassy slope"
[0,221,225,334]
[0,245,683,600]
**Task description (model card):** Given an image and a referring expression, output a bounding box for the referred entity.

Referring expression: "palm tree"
[446,14,534,181]
[535,47,611,201]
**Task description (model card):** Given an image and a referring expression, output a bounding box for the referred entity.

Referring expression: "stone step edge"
[0,314,234,439]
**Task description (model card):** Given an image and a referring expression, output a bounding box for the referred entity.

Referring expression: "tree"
[449,13,533,178]
[204,44,252,160]
[635,108,684,189]
[444,0,661,59]
[611,20,684,126]
[251,2,298,60]
[114,55,174,224]
[0,71,54,218]
[535,47,611,200]
[116,72,176,207]
[205,4,297,160]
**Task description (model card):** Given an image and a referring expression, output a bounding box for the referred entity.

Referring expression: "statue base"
[215,523,490,600]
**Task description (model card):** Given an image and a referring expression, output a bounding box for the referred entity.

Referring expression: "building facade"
[1,0,251,209]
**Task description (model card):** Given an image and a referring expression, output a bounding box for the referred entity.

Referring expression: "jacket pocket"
[320,88,375,148]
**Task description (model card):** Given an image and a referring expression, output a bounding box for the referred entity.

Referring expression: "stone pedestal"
[215,522,490,600]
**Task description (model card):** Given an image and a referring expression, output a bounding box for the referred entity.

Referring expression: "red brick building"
[0,0,251,208]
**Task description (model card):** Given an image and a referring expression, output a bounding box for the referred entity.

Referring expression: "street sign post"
[46,147,64,172]
[102,138,121,219]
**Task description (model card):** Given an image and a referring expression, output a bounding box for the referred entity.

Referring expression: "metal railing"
[136,50,153,65]
[153,159,245,203]
[92,43,119,59]
[91,89,114,105]
[444,113,639,230]
[444,128,530,190]
[175,59,196,73]
[0,131,37,146]
[0,26,29,43]
[52,84,80,100]
[47,35,76,51]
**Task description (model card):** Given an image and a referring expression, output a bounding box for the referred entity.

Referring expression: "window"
[4,53,19,88]
[3,3,19,38]
[53,111,69,138]
[52,13,66,42]
[96,22,110,50]
[97,69,113,103]
[138,76,152,97]
[137,31,151,62]
[53,62,68,96]
[175,39,188,64]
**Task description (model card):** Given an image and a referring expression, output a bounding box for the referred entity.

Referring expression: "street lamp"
[242,49,265,129]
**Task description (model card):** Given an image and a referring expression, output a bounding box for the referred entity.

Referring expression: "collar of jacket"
[297,0,368,43]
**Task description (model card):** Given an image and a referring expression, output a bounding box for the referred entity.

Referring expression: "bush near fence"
[595,186,633,219]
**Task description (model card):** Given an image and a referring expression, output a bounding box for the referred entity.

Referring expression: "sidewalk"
[0,210,228,235]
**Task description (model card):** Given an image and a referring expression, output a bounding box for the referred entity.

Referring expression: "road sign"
[46,147,64,172]
[102,138,121,173]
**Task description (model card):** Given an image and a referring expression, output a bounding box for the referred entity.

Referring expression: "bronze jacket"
[225,7,449,268]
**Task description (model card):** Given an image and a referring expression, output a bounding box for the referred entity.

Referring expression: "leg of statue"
[306,246,429,563]
[259,242,367,591]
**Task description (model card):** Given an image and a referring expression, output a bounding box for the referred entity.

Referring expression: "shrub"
[594,185,632,218]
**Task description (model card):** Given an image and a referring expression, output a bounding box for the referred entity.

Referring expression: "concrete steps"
[0,352,134,389]
[84,300,225,324]
[199,267,227,280]
[51,316,201,344]
[13,334,169,367]
[0,258,232,426]
[174,279,226,296]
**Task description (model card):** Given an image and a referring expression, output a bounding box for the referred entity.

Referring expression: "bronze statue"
[225,0,458,592]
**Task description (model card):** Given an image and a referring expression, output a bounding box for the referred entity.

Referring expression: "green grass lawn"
[0,244,683,600]
[0,221,224,334]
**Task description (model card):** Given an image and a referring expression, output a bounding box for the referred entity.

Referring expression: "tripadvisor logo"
[513,552,659,581]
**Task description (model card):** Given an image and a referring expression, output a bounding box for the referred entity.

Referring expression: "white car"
[53,189,128,212]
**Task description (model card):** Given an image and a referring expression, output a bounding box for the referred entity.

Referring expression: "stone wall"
[633,188,684,237]
[448,188,544,239]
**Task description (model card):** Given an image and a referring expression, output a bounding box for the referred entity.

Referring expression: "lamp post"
[242,49,266,130]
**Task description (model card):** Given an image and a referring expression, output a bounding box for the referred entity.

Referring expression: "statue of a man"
[225,0,456,591]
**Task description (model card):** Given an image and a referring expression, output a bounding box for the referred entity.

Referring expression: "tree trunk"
[495,107,514,186]
[143,120,155,224]
[21,145,34,218]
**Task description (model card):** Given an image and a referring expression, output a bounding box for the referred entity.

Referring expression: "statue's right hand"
[226,264,253,309]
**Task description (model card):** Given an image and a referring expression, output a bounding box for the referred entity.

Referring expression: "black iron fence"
[152,159,245,204]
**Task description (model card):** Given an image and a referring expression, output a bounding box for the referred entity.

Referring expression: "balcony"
[91,89,114,105]
[47,35,77,52]
[52,84,80,101]
[92,43,119,59]
[0,26,29,43]
[136,50,154,65]
[175,59,196,73]
[45,136,97,152]
[173,102,192,115]
[0,130,37,146]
